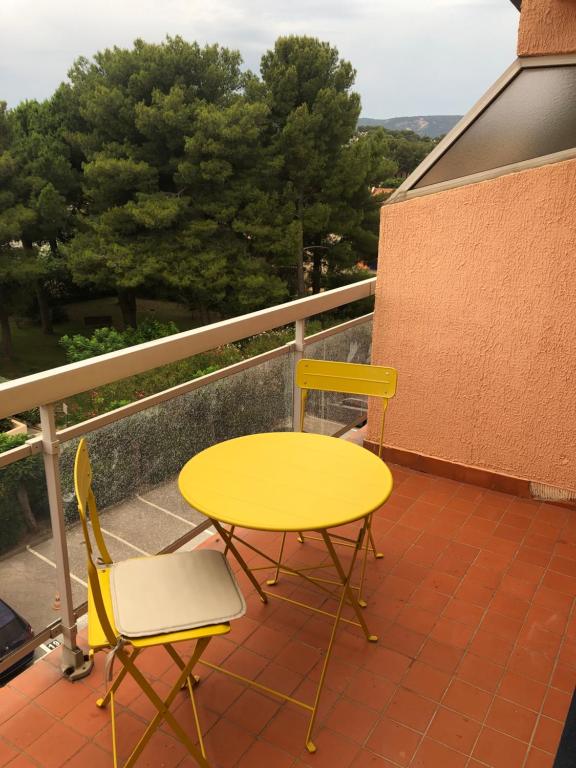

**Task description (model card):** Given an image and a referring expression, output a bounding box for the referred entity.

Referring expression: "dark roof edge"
[509,0,521,10]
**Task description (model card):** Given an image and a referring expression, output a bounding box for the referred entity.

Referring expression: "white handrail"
[0,278,376,419]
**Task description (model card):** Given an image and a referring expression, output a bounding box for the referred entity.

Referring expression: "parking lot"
[0,476,213,635]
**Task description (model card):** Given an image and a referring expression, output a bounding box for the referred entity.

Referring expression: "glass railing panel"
[56,351,293,614]
[0,450,67,645]
[302,318,373,436]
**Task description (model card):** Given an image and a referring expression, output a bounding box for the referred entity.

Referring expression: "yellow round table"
[178,431,393,753]
[178,431,393,532]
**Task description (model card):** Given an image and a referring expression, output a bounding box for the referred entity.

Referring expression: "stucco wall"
[369,159,576,491]
[518,0,576,56]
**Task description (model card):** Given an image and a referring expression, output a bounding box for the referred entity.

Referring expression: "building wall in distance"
[518,0,576,56]
[368,159,576,492]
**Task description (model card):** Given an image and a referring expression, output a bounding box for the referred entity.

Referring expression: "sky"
[0,0,519,118]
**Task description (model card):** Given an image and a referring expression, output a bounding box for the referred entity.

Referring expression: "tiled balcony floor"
[1,463,575,768]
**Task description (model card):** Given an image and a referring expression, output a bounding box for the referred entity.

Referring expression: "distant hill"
[358,115,462,138]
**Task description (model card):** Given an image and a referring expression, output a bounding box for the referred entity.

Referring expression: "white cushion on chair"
[109,549,246,637]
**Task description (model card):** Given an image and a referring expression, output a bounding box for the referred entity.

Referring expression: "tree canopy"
[0,34,434,357]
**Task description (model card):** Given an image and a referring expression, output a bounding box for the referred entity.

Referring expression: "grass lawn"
[0,297,199,380]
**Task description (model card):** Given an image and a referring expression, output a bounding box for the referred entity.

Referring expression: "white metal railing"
[0,277,376,677]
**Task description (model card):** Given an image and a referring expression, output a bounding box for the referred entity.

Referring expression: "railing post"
[39,404,92,680]
[292,319,306,431]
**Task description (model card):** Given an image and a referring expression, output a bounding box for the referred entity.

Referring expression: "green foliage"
[59,318,179,362]
[0,418,13,432]
[0,434,47,553]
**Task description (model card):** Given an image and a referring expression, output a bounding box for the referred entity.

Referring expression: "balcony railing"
[0,277,376,678]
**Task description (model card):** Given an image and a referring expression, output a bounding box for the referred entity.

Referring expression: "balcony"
[0,279,574,768]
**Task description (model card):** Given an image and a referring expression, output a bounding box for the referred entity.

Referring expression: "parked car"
[0,599,34,684]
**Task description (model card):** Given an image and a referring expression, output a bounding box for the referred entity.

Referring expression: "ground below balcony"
[1,463,575,768]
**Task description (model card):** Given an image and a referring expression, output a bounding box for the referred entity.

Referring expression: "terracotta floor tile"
[409,586,450,614]
[524,746,556,768]
[385,688,436,732]
[392,559,429,583]
[345,670,396,711]
[429,617,474,649]
[507,646,555,685]
[411,737,468,768]
[454,579,494,607]
[466,565,502,590]
[524,533,557,553]
[395,605,437,635]
[56,742,110,768]
[256,662,303,697]
[489,592,530,621]
[507,561,545,585]
[457,653,504,693]
[274,641,321,676]
[225,689,280,735]
[7,661,60,700]
[2,756,38,768]
[26,722,87,768]
[365,718,420,766]
[34,680,94,720]
[533,586,574,614]
[0,739,18,768]
[542,687,572,721]
[380,624,426,658]
[532,715,564,754]
[203,717,253,767]
[486,696,537,742]
[237,739,294,768]
[524,604,568,637]
[260,704,309,756]
[417,639,463,674]
[298,727,361,768]
[498,574,537,601]
[550,662,576,693]
[0,702,55,749]
[421,570,461,596]
[427,706,481,753]
[244,624,291,659]
[494,524,525,543]
[442,598,484,627]
[402,661,450,701]
[473,726,528,768]
[0,689,28,727]
[324,698,379,744]
[442,680,492,721]
[362,647,412,684]
[516,547,551,568]
[517,625,562,658]
[498,671,547,712]
[502,512,532,530]
[480,611,523,642]
[350,748,398,767]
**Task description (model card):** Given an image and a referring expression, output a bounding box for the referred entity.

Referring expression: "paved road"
[0,476,212,633]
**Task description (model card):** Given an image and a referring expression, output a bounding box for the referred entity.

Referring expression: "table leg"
[214,520,268,603]
[304,524,378,753]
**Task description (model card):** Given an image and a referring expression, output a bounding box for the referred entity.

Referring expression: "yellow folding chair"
[268,359,397,606]
[74,438,246,768]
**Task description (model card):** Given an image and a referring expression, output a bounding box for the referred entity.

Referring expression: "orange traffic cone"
[52,593,61,611]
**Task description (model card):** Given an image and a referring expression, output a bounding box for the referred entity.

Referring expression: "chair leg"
[115,638,212,768]
[97,647,142,709]
[369,523,384,559]
[297,531,304,543]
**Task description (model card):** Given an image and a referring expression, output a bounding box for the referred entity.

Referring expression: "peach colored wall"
[368,159,576,492]
[518,0,576,56]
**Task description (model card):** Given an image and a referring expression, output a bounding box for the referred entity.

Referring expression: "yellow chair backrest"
[295,359,397,456]
[74,438,118,646]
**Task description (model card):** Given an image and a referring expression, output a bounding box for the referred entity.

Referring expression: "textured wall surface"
[518,0,576,56]
[369,159,576,491]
